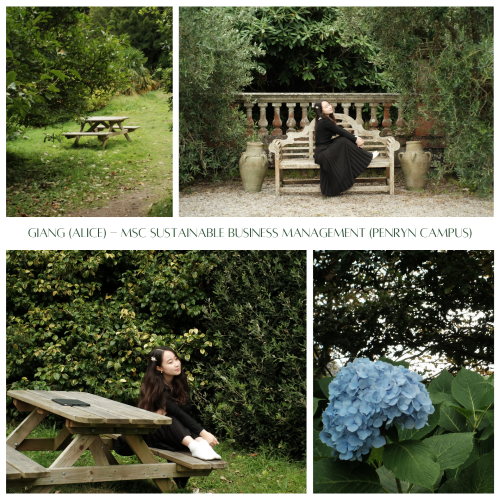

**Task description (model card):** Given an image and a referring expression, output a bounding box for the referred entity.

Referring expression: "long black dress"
[314,118,373,196]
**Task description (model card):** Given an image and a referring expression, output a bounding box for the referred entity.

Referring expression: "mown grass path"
[7,91,172,217]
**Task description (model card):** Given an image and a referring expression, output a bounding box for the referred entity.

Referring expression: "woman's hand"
[356,137,365,148]
[200,430,219,447]
[156,408,166,416]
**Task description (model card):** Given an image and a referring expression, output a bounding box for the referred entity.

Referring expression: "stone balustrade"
[235,93,407,143]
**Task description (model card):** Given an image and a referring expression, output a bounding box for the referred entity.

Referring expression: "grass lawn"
[6,90,173,217]
[6,423,306,494]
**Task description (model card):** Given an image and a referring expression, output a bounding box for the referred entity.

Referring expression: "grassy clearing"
[6,423,306,494]
[6,90,172,217]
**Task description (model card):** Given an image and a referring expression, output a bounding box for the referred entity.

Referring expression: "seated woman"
[115,346,221,462]
[313,101,378,197]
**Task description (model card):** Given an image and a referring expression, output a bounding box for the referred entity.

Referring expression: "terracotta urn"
[398,141,432,190]
[239,142,269,193]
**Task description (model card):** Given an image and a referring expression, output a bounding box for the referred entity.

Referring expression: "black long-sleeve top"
[157,381,204,435]
[315,117,357,145]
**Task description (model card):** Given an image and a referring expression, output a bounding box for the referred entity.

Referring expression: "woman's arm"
[323,119,358,144]
[163,399,204,435]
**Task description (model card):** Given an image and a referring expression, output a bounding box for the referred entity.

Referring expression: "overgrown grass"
[6,423,306,494]
[148,195,174,217]
[6,91,172,217]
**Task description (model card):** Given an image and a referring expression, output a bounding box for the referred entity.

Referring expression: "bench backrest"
[269,114,387,162]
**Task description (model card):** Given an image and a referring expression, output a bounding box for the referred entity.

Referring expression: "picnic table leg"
[124,435,177,493]
[6,408,48,449]
[117,121,131,142]
[29,434,98,493]
[89,436,119,466]
[74,122,85,147]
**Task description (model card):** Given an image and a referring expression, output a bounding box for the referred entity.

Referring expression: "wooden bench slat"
[6,446,51,478]
[149,448,218,470]
[62,132,111,137]
[7,462,22,480]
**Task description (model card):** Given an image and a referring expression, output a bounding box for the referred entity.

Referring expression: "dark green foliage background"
[6,250,306,457]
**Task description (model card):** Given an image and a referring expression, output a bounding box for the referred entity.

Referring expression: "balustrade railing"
[235,93,407,143]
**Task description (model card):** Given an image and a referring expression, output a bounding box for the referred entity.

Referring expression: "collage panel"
[6,250,306,493]
[7,7,173,218]
[313,250,494,493]
[178,7,493,218]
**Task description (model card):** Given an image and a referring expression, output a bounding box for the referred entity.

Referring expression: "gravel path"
[180,176,493,218]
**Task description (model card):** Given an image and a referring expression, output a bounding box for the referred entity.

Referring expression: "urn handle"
[411,153,417,163]
[425,152,432,161]
[398,153,403,161]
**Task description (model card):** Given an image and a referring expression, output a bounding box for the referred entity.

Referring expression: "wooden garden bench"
[269,114,400,196]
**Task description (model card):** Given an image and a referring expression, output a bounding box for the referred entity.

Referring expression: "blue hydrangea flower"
[319,358,434,461]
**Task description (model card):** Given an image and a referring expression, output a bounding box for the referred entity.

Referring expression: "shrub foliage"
[6,250,306,457]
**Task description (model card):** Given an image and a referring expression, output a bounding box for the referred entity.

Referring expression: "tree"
[332,7,493,195]
[314,250,494,378]
[7,7,130,128]
[179,7,264,185]
[237,7,389,93]
[88,7,171,71]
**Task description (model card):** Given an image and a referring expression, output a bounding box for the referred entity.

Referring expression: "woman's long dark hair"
[313,101,337,134]
[138,346,189,412]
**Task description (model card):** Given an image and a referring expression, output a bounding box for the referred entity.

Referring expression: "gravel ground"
[179,173,493,218]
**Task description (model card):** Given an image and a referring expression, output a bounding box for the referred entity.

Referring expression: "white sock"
[188,440,220,460]
[200,439,221,460]
[372,151,379,159]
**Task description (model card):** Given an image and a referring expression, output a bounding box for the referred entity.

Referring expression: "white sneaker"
[372,151,379,159]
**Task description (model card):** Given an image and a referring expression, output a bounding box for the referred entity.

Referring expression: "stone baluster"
[258,102,269,136]
[395,103,407,146]
[341,102,351,116]
[369,102,379,130]
[299,102,310,129]
[382,102,393,136]
[354,103,364,126]
[286,103,297,133]
[271,102,283,136]
[243,102,254,136]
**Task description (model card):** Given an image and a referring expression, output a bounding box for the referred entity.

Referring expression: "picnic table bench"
[269,114,400,196]
[62,116,140,149]
[6,390,226,493]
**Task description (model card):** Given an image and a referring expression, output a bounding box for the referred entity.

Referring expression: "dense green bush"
[7,250,306,457]
[333,7,493,195]
[192,251,307,457]
[179,8,264,185]
[237,7,389,93]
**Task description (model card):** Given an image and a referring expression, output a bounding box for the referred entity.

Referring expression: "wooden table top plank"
[6,462,22,480]
[85,116,130,122]
[6,447,51,478]
[66,391,171,425]
[7,390,106,424]
[47,391,132,424]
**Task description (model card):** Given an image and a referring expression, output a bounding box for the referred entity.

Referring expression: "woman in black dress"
[115,346,221,462]
[313,101,378,196]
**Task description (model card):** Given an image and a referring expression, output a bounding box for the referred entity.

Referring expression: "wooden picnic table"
[62,116,140,149]
[6,390,225,493]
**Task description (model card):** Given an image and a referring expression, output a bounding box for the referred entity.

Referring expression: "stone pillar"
[354,103,364,126]
[258,102,269,136]
[271,102,283,136]
[299,102,310,129]
[395,103,407,146]
[243,102,254,136]
[382,102,393,136]
[341,102,351,116]
[286,103,297,133]
[369,102,379,130]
